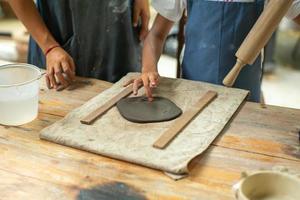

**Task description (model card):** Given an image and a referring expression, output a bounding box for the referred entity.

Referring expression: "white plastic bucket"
[0,64,42,126]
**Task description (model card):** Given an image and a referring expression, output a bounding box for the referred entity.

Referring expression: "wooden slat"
[153,91,218,149]
[80,85,139,125]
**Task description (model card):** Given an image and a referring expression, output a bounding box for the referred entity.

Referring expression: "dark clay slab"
[116,96,182,123]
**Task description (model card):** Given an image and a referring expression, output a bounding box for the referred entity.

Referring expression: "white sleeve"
[152,0,186,22]
[286,0,300,19]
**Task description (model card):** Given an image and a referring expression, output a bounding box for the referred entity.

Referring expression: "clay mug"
[233,169,300,200]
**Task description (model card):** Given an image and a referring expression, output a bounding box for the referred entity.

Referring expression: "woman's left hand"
[133,0,150,41]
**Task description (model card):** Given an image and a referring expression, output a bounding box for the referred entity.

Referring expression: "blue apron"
[182,0,264,102]
[28,0,141,83]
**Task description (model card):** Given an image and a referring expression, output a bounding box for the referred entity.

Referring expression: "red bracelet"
[45,45,60,56]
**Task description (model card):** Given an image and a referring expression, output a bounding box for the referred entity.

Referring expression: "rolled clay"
[116,96,182,123]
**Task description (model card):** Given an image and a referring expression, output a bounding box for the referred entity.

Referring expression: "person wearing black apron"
[8,0,149,90]
[130,0,265,102]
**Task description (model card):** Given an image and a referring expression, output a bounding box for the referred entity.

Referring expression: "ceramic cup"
[233,170,300,200]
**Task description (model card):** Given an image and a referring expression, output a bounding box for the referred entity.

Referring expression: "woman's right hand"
[124,70,160,102]
[7,0,76,91]
[45,47,76,91]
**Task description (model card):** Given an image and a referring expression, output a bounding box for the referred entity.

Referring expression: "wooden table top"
[0,75,299,200]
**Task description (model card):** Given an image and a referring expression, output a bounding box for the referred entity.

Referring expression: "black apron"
[28,0,141,82]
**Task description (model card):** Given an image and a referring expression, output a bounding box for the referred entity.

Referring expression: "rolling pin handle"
[222,59,245,87]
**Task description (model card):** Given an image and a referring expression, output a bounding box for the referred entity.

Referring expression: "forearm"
[142,14,173,72]
[8,0,58,53]
[142,32,165,72]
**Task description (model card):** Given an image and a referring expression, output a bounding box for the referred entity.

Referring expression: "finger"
[149,74,158,88]
[145,87,153,102]
[155,75,159,85]
[142,76,153,101]
[123,79,134,87]
[132,6,140,27]
[48,67,58,89]
[68,58,76,75]
[140,12,149,40]
[54,64,69,88]
[45,74,52,89]
[133,79,142,95]
[61,61,75,82]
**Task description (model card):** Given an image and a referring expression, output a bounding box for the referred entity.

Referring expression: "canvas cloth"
[40,73,248,179]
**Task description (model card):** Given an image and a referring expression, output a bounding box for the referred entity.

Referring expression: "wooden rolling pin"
[223,0,294,87]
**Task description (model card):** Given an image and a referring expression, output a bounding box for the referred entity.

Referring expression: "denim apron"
[182,0,264,102]
[28,0,141,83]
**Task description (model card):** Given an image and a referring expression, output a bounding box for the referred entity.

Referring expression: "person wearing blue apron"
[130,0,264,102]
[8,0,149,90]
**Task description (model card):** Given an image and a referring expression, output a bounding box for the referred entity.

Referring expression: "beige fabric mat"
[40,73,249,179]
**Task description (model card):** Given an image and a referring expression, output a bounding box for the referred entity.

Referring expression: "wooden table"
[0,73,300,199]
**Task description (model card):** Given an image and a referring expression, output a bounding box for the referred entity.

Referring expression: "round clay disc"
[116,96,182,123]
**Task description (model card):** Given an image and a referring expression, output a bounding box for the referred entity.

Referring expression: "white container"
[233,170,300,200]
[0,64,42,126]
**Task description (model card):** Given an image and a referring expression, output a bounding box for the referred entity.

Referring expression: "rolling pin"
[223,0,294,87]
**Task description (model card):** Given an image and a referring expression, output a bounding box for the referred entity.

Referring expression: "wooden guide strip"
[80,85,138,125]
[153,91,218,149]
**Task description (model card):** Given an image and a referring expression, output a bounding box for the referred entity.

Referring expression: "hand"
[124,71,159,102]
[133,0,150,41]
[45,47,75,91]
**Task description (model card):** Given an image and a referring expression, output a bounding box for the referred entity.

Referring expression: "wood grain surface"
[153,91,218,149]
[0,69,299,199]
[39,74,249,177]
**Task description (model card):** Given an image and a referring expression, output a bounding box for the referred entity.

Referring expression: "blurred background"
[0,1,299,108]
